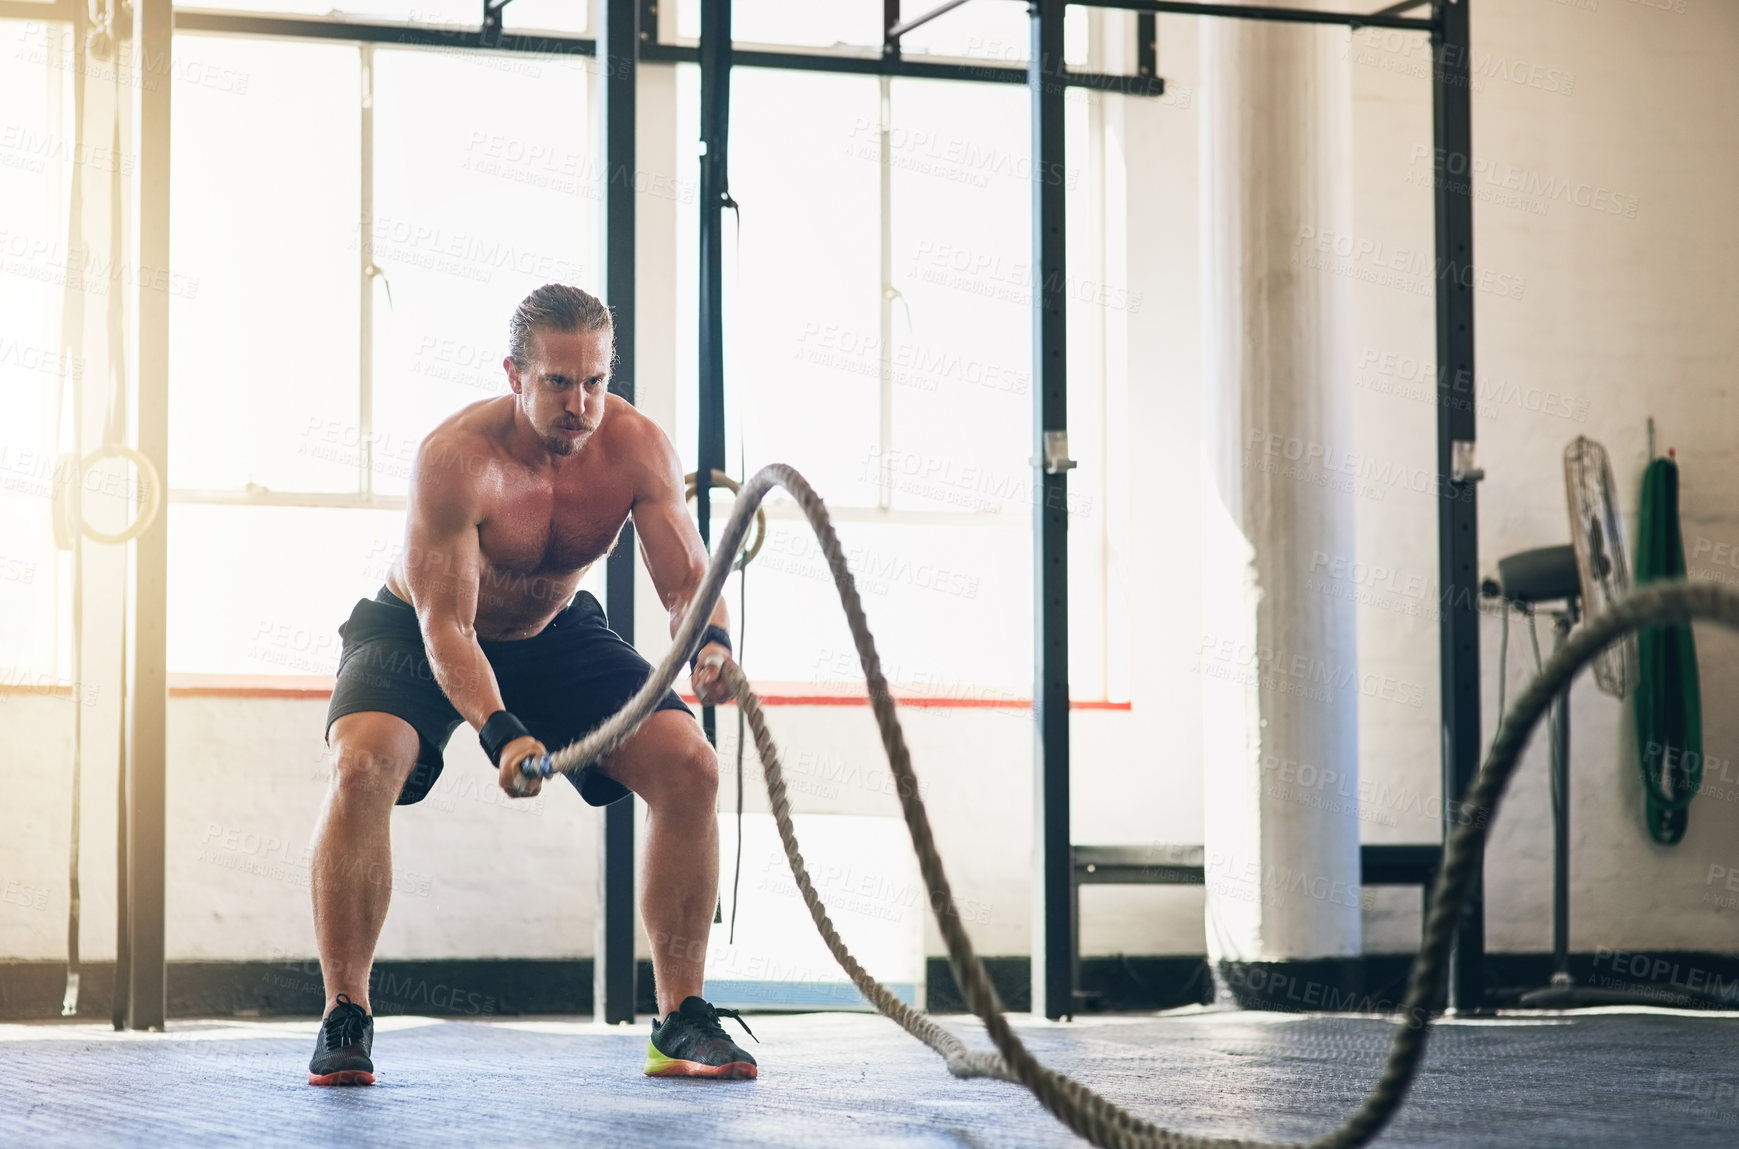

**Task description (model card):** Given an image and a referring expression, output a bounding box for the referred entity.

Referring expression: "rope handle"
[510,752,555,796]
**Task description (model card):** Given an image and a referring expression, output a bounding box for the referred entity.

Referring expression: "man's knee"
[327,715,419,803]
[651,739,718,809]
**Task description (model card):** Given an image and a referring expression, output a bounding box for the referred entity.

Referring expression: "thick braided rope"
[727,673,1013,1082]
[542,462,1739,1149]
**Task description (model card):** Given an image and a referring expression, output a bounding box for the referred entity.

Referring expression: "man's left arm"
[629,416,735,705]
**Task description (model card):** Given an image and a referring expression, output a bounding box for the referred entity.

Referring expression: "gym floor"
[3,1006,1731,1147]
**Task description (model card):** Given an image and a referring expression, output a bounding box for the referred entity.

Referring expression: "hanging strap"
[1633,456,1703,844]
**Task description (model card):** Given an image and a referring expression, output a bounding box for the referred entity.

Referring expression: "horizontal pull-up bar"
[883,0,1438,50]
[1087,0,1435,31]
[173,8,598,52]
[885,0,1432,63]
[644,40,1165,96]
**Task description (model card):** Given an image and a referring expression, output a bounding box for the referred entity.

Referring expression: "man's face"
[505,326,612,457]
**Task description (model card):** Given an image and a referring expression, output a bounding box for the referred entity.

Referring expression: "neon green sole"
[643,1039,758,1079]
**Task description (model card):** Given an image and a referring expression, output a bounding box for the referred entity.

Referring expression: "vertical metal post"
[1029,0,1073,1023]
[1136,13,1156,82]
[1549,611,1571,984]
[126,0,172,1031]
[877,3,899,510]
[877,74,894,511]
[1432,0,1484,1014]
[113,653,130,1029]
[359,45,375,498]
[598,0,640,1027]
[697,0,731,747]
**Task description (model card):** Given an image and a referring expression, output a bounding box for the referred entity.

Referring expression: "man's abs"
[481,563,589,640]
[387,548,609,642]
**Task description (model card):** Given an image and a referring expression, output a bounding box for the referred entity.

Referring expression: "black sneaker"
[644,996,759,1080]
[308,994,375,1086]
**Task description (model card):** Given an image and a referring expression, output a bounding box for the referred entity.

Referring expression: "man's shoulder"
[599,396,681,498]
[601,394,673,459]
[422,399,511,453]
[415,399,510,481]
[601,391,650,433]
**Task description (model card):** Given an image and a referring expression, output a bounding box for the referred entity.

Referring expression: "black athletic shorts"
[324,586,693,807]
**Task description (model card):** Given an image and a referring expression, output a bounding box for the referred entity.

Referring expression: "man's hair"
[507,283,613,369]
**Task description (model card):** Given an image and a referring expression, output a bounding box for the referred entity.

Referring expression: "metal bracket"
[1451,439,1484,484]
[1036,430,1077,475]
[482,0,514,40]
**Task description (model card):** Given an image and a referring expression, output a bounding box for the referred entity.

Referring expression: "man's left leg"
[596,709,719,1015]
[596,709,758,1079]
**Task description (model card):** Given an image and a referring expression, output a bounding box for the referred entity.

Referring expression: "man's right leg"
[311,711,420,1016]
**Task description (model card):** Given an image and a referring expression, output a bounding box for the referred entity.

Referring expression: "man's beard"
[541,424,594,456]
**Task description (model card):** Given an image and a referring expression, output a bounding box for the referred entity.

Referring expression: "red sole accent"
[308,1070,376,1086]
[645,1060,758,1080]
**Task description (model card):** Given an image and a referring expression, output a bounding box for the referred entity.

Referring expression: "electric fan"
[1564,436,1637,699]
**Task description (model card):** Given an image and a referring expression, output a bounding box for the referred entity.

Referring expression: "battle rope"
[526,463,1738,1149]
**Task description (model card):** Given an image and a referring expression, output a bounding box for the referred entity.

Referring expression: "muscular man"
[306,284,757,1085]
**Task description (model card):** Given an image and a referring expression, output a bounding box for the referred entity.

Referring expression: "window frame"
[152,5,1131,700]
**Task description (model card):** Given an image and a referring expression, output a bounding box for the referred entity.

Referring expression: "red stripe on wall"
[125,675,1132,710]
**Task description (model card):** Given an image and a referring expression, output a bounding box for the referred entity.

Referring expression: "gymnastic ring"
[684,469,766,570]
[51,444,163,548]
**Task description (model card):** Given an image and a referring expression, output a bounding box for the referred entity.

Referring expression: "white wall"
[1080,0,1739,959]
[1338,0,1739,954]
[0,692,1174,963]
[6,1,1739,972]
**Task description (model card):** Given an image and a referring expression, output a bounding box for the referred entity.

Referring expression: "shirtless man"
[306,284,757,1085]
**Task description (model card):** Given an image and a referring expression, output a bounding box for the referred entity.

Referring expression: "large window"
[674,2,882,51]
[115,8,1128,699]
[0,19,75,681]
[674,56,1123,698]
[170,37,361,496]
[167,33,599,676]
[368,46,597,495]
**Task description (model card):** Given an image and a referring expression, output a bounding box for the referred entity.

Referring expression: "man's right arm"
[402,433,546,794]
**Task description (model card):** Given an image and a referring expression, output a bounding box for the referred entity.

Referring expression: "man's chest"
[478,471,634,574]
